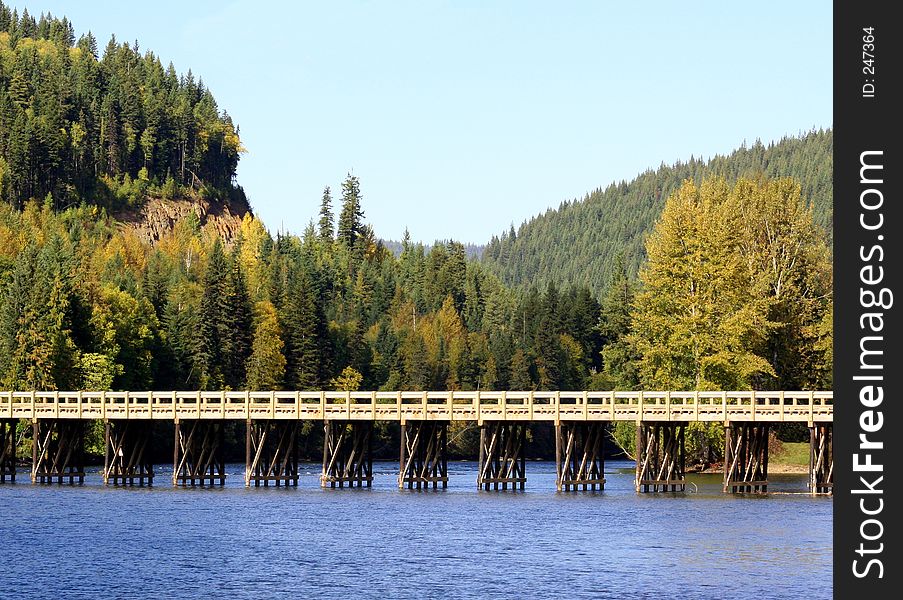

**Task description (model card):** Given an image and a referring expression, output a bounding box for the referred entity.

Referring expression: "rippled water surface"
[0,460,831,599]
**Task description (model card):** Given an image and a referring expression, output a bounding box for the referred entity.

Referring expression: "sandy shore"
[694,463,809,475]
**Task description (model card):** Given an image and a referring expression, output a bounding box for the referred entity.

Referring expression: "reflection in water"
[0,460,831,599]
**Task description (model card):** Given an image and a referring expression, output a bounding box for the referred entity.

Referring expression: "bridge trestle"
[1,419,16,482]
[32,420,85,484]
[555,422,606,491]
[809,424,833,495]
[245,420,299,487]
[477,422,526,490]
[723,424,769,493]
[635,422,685,492]
[321,421,373,488]
[104,420,154,485]
[399,421,448,489]
[173,420,226,486]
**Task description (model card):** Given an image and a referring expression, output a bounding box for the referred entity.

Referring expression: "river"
[0,459,831,599]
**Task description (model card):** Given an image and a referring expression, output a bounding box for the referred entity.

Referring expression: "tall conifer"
[318,186,334,243]
[337,173,364,253]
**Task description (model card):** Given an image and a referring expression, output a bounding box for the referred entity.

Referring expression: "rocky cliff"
[113,194,251,245]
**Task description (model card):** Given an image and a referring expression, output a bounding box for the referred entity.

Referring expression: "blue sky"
[14,1,831,243]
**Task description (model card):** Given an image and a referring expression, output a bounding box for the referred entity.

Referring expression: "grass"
[772,441,809,466]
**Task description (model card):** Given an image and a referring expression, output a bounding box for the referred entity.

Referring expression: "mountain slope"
[481,129,832,296]
[0,3,243,213]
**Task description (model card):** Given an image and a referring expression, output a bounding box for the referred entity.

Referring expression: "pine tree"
[534,283,563,389]
[337,173,364,253]
[162,284,206,389]
[318,186,334,243]
[142,251,170,319]
[402,333,429,390]
[597,258,640,389]
[0,244,38,387]
[508,348,533,390]
[280,266,321,389]
[463,270,483,332]
[199,238,230,387]
[224,250,253,387]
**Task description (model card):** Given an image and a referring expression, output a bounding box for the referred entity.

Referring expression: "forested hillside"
[0,178,604,402]
[0,3,246,213]
[482,129,832,296]
[381,238,484,260]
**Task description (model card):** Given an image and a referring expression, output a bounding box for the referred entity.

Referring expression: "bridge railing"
[0,390,833,423]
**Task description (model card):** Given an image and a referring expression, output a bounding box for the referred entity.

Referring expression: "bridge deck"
[1,391,832,423]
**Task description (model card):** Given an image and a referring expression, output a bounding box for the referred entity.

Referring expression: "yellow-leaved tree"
[731,177,833,389]
[628,178,775,391]
[245,301,286,390]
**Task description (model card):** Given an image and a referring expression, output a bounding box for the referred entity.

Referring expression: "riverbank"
[694,441,811,474]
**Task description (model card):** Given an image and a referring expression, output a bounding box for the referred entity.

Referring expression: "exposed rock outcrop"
[113,194,251,245]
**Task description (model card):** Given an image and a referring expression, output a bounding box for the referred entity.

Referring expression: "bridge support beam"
[173,420,225,486]
[245,420,299,487]
[399,421,448,489]
[723,423,769,493]
[809,424,833,495]
[321,421,373,488]
[104,420,154,485]
[1,419,16,482]
[555,422,606,491]
[32,420,85,484]
[635,422,685,492]
[477,422,526,490]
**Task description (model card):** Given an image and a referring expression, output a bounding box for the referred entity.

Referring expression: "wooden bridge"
[0,390,833,495]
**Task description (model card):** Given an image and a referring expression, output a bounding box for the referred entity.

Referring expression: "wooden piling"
[723,423,770,493]
[555,422,606,491]
[320,421,373,488]
[477,422,526,490]
[399,421,448,489]
[635,422,685,492]
[1,419,16,482]
[103,420,154,485]
[172,420,226,486]
[245,420,299,487]
[31,420,85,484]
[809,424,833,495]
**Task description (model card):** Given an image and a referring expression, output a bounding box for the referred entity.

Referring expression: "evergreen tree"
[224,250,253,387]
[509,348,533,390]
[280,266,321,389]
[318,186,334,243]
[463,268,483,331]
[596,258,640,389]
[142,250,170,319]
[198,238,230,387]
[337,173,364,253]
[534,283,564,389]
[402,333,429,390]
[0,244,39,387]
[162,284,206,388]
